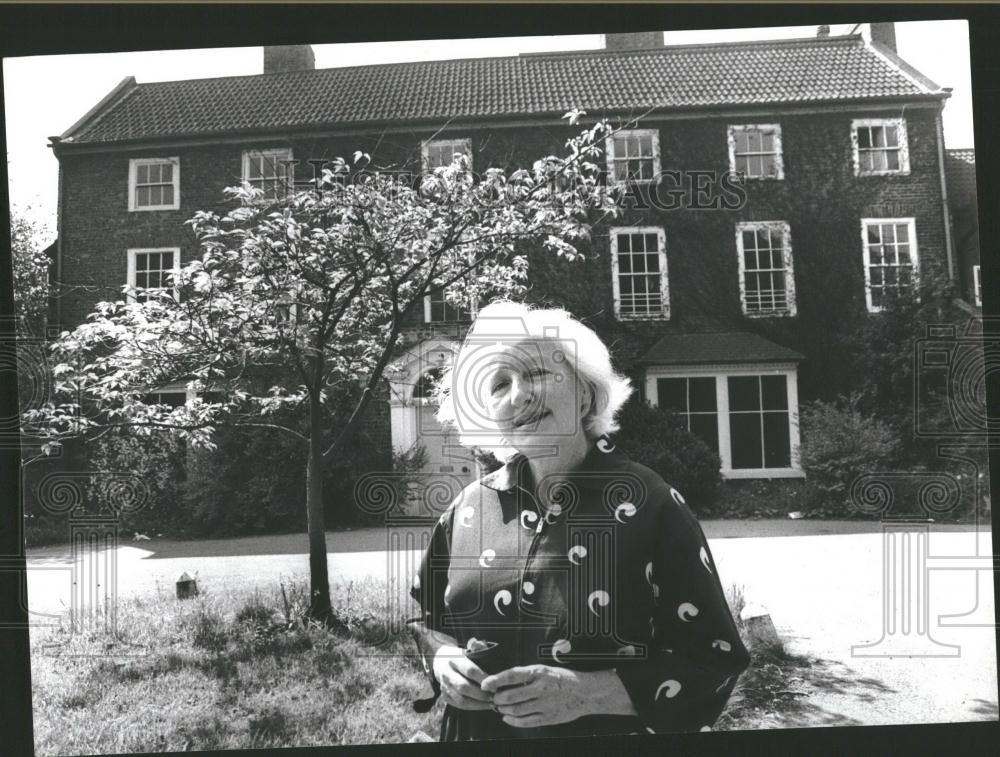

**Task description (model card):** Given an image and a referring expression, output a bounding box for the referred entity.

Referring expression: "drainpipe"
[934,106,955,282]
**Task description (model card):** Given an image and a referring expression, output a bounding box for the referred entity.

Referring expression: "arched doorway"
[386,341,477,514]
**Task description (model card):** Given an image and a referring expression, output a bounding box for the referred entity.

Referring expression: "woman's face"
[484,339,590,455]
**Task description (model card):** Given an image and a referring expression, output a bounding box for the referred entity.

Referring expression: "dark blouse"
[406,435,750,741]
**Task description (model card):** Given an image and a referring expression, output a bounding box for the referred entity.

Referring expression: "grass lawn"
[30,576,800,754]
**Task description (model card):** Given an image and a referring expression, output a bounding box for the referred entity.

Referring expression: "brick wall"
[56,104,950,421]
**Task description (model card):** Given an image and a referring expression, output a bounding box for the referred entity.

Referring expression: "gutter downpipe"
[935,104,956,282]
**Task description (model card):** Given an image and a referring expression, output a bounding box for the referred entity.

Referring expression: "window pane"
[763,412,791,467]
[247,158,263,179]
[161,163,173,182]
[162,252,174,269]
[885,125,899,147]
[761,375,787,410]
[690,414,719,456]
[136,254,149,272]
[646,253,659,274]
[735,155,749,174]
[658,378,688,413]
[645,233,658,252]
[761,155,776,176]
[163,185,174,205]
[136,186,151,206]
[688,377,717,412]
[886,151,900,171]
[728,376,761,412]
[617,234,631,253]
[735,131,749,154]
[858,127,872,149]
[639,134,652,155]
[633,255,645,273]
[618,255,631,274]
[730,413,763,469]
[761,132,774,153]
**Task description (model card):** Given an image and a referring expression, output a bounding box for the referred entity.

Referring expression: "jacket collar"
[480,435,629,494]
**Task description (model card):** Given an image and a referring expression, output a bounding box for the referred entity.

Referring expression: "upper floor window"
[861,218,919,312]
[424,283,477,323]
[127,247,180,302]
[128,157,180,211]
[242,148,294,201]
[610,227,669,320]
[735,221,797,318]
[974,264,982,307]
[422,138,472,171]
[728,124,783,179]
[852,118,910,176]
[605,129,661,183]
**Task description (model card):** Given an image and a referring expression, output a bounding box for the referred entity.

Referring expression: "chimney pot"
[263,45,316,74]
[603,32,663,51]
[816,25,831,38]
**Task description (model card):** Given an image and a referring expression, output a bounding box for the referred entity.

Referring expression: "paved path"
[24,521,998,729]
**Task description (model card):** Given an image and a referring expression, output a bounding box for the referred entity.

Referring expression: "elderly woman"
[406,301,749,741]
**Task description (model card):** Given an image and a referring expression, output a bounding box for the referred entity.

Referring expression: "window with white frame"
[728,124,783,179]
[606,129,661,183]
[861,218,919,312]
[736,221,796,317]
[422,138,472,171]
[974,264,982,307]
[127,248,180,302]
[852,118,909,175]
[611,227,670,320]
[128,157,180,211]
[647,367,802,478]
[424,284,476,323]
[242,148,294,201]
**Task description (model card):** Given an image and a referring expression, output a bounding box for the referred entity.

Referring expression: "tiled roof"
[60,35,945,146]
[636,331,805,366]
[945,148,977,204]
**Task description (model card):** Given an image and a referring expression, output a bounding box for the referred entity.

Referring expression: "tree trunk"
[305,434,333,622]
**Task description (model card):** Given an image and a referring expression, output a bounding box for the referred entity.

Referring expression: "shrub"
[612,397,722,511]
[799,395,901,515]
[87,430,187,535]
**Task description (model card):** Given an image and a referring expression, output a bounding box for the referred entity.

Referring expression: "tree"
[24,113,626,622]
[10,207,50,336]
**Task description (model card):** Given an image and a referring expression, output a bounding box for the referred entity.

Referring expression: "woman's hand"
[432,645,494,711]
[480,665,628,728]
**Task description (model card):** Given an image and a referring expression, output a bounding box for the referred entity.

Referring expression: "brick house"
[47,27,969,499]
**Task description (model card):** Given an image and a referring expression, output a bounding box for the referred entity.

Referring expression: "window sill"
[722,468,805,480]
[615,314,670,322]
[129,205,180,212]
[855,169,911,178]
[742,310,797,319]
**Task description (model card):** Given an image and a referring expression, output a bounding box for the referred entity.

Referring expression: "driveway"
[24,520,998,729]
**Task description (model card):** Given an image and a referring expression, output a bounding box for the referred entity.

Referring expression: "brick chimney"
[263,45,315,74]
[870,22,897,53]
[816,25,830,38]
[603,32,663,51]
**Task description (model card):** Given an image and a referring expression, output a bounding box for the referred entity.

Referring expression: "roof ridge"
[126,34,867,90]
[520,33,864,58]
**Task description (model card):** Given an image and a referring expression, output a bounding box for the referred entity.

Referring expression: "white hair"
[433,301,634,462]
